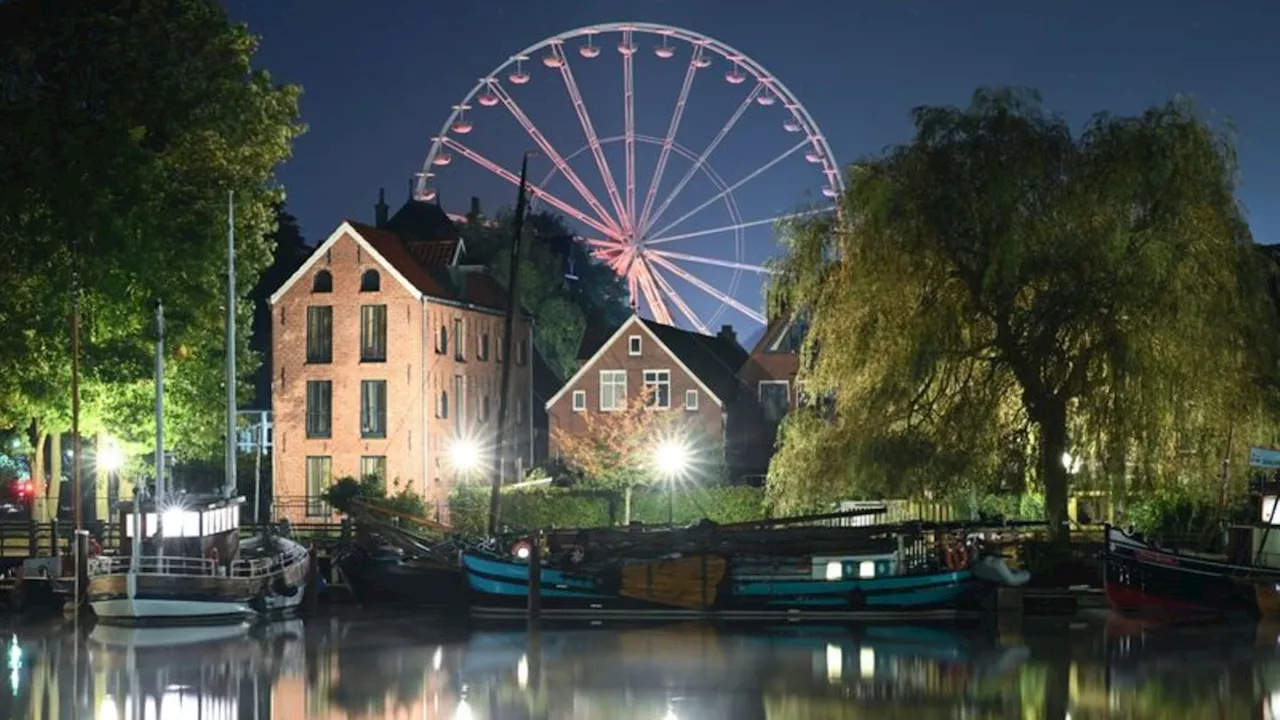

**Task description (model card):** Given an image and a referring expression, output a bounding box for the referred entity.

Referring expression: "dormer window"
[360,269,381,292]
[628,335,642,356]
[312,270,333,293]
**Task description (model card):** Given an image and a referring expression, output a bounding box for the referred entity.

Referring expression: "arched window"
[439,390,449,419]
[312,270,333,293]
[437,324,448,354]
[360,269,380,292]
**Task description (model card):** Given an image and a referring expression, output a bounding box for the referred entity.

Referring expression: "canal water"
[0,610,1277,718]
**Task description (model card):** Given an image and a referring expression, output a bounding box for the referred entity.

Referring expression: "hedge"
[447,485,768,536]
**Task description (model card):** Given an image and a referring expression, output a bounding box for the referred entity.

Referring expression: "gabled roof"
[269,221,427,305]
[546,315,749,410]
[406,239,462,268]
[385,198,460,243]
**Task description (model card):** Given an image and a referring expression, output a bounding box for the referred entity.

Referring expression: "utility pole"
[488,151,534,537]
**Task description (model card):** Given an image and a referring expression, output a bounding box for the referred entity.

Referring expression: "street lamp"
[654,438,690,524]
[450,437,481,476]
[99,440,125,517]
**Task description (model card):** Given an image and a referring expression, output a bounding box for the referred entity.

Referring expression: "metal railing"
[87,542,309,580]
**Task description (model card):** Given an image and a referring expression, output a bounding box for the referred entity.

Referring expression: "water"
[1,609,1279,719]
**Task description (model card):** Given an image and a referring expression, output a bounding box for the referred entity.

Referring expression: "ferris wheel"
[415,22,842,333]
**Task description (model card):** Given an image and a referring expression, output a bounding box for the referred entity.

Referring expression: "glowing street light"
[653,438,691,524]
[450,438,481,475]
[99,442,125,473]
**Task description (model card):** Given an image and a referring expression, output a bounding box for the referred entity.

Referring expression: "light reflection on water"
[1,611,1280,718]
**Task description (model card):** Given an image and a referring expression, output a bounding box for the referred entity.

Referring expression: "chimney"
[467,196,481,225]
[718,324,737,345]
[374,187,389,228]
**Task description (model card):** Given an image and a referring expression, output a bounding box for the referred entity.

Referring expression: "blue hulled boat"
[462,517,1030,619]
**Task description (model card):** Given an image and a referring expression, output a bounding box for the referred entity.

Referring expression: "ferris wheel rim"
[415,22,843,204]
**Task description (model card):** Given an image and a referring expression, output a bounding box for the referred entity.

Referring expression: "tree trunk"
[30,427,48,520]
[1036,399,1070,546]
[94,432,108,523]
[47,432,62,523]
[623,485,632,526]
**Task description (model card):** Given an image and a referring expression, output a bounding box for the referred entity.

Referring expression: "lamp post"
[654,439,690,525]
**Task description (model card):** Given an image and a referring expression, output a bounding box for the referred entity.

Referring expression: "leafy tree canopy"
[459,210,629,379]
[767,87,1277,541]
[0,0,304,458]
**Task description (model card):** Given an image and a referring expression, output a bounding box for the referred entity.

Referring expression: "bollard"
[527,530,542,619]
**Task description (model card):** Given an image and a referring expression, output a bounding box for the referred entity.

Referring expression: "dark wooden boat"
[334,515,466,608]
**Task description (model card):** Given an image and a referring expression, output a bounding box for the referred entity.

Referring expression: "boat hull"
[338,551,467,608]
[462,551,975,619]
[1104,527,1264,620]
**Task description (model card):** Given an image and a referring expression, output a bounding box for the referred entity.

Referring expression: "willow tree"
[767,88,1273,541]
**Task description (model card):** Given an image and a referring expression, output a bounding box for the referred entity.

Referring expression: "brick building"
[269,199,539,523]
[735,315,808,478]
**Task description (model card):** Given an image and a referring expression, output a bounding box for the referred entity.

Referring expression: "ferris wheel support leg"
[634,260,673,325]
[552,44,632,236]
[441,137,622,241]
[647,254,766,325]
[640,83,763,239]
[486,80,624,239]
[637,48,702,236]
[648,139,810,241]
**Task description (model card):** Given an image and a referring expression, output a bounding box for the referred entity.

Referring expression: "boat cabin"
[117,494,245,563]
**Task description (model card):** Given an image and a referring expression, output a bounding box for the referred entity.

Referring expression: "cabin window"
[306,456,332,517]
[599,370,626,411]
[684,389,699,411]
[572,390,586,412]
[312,270,332,293]
[628,335,642,356]
[360,304,387,362]
[360,380,387,438]
[360,456,386,483]
[306,306,332,363]
[643,370,670,409]
[305,380,332,438]
[759,381,790,424]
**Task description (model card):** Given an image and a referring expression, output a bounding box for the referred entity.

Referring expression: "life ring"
[510,540,532,561]
[945,544,970,572]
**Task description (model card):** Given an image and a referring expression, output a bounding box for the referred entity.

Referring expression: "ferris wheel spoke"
[646,209,830,246]
[640,83,763,239]
[648,139,810,241]
[485,80,623,238]
[647,254,766,325]
[637,47,703,235]
[646,261,709,334]
[622,29,637,230]
[635,260,673,325]
[647,249,772,274]
[440,137,622,240]
[551,43,632,236]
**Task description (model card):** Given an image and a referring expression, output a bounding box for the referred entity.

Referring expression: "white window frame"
[599,370,627,411]
[643,369,671,410]
[684,389,699,411]
[628,335,642,356]
[758,380,791,423]
[572,389,586,412]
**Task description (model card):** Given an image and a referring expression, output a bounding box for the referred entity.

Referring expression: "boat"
[461,517,1031,619]
[86,195,310,623]
[337,532,467,608]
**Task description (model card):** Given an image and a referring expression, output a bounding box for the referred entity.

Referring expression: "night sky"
[225,0,1280,335]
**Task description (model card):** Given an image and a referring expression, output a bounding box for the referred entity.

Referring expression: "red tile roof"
[405,239,460,268]
[347,221,511,313]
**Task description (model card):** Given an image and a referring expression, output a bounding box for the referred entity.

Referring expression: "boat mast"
[487,151,533,537]
[224,190,238,498]
[154,300,166,506]
[71,237,82,531]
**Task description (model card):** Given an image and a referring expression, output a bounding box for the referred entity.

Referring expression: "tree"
[767,88,1274,542]
[0,0,304,464]
[459,210,629,379]
[249,204,309,407]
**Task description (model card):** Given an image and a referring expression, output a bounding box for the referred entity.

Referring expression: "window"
[770,319,809,353]
[685,389,699,411]
[759,381,791,424]
[496,333,505,363]
[515,397,524,425]
[436,324,448,355]
[572,390,586,411]
[453,374,466,430]
[454,318,465,360]
[312,270,332,293]
[516,338,528,366]
[600,370,626,411]
[479,332,490,361]
[305,381,331,438]
[437,390,448,419]
[306,306,332,363]
[360,269,380,292]
[628,335,642,356]
[359,456,386,483]
[360,380,386,438]
[305,456,332,517]
[643,370,671,409]
[482,394,491,422]
[360,305,387,362]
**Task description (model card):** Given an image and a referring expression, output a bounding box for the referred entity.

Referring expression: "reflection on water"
[2,610,1280,718]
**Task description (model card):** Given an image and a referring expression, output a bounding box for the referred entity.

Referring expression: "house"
[545,314,760,480]
[735,315,808,478]
[268,194,541,523]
